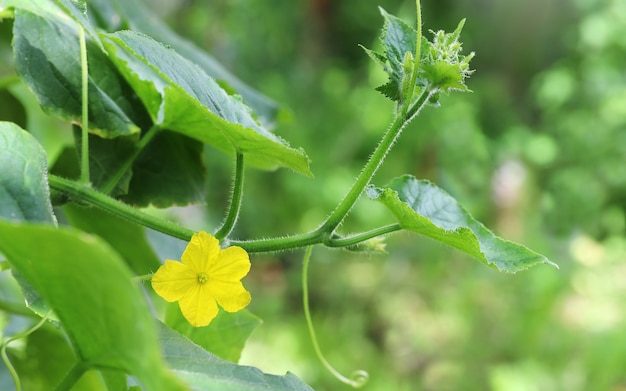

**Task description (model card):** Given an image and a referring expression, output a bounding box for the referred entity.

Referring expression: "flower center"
[197,272,209,284]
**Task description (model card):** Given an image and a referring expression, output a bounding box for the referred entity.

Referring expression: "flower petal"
[178,283,219,327]
[208,280,251,312]
[181,231,220,273]
[151,260,197,302]
[209,246,251,281]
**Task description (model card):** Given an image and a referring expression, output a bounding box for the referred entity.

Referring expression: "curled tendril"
[349,370,370,388]
[302,246,370,389]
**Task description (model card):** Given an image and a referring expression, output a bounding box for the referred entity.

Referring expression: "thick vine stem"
[317,87,435,237]
[48,175,194,241]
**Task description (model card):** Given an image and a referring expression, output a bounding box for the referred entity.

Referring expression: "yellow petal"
[178,283,219,327]
[151,260,197,302]
[208,280,251,312]
[209,246,251,281]
[181,231,220,273]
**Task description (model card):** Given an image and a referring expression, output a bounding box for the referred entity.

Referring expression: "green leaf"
[165,304,261,363]
[367,175,557,272]
[0,222,186,391]
[158,322,314,391]
[363,9,474,101]
[62,203,161,275]
[361,7,417,101]
[122,131,208,207]
[0,121,56,223]
[73,130,137,197]
[101,31,311,176]
[86,0,284,127]
[52,0,103,50]
[12,9,141,137]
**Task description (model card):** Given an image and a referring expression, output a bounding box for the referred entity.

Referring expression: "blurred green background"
[3,0,626,389]
[160,0,626,390]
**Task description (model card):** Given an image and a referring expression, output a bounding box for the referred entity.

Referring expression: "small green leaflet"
[361,7,418,101]
[362,8,474,102]
[367,175,557,272]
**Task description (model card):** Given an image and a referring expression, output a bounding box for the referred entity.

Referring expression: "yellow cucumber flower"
[151,231,251,327]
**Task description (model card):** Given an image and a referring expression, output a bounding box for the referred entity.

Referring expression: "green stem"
[325,224,401,248]
[406,86,436,121]
[229,231,322,253]
[100,125,161,195]
[399,0,423,118]
[215,152,245,241]
[48,175,194,241]
[415,0,422,64]
[53,362,88,391]
[78,26,90,185]
[318,87,433,236]
[302,246,368,388]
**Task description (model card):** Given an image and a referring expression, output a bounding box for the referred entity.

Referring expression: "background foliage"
[1,0,626,390]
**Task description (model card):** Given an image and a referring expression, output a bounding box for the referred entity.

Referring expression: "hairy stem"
[215,152,245,241]
[49,175,194,241]
[317,87,433,236]
[325,224,401,248]
[229,231,322,253]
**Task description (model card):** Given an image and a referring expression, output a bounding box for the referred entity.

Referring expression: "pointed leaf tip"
[369,175,557,273]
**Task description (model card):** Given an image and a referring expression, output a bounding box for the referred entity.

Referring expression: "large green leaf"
[86,0,283,127]
[62,203,161,275]
[165,305,261,363]
[0,222,186,391]
[159,322,314,391]
[367,175,556,272]
[73,130,137,197]
[0,121,55,223]
[12,9,141,137]
[122,131,208,207]
[101,31,311,176]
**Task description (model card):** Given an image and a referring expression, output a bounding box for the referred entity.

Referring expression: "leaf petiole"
[78,25,89,185]
[215,152,245,241]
